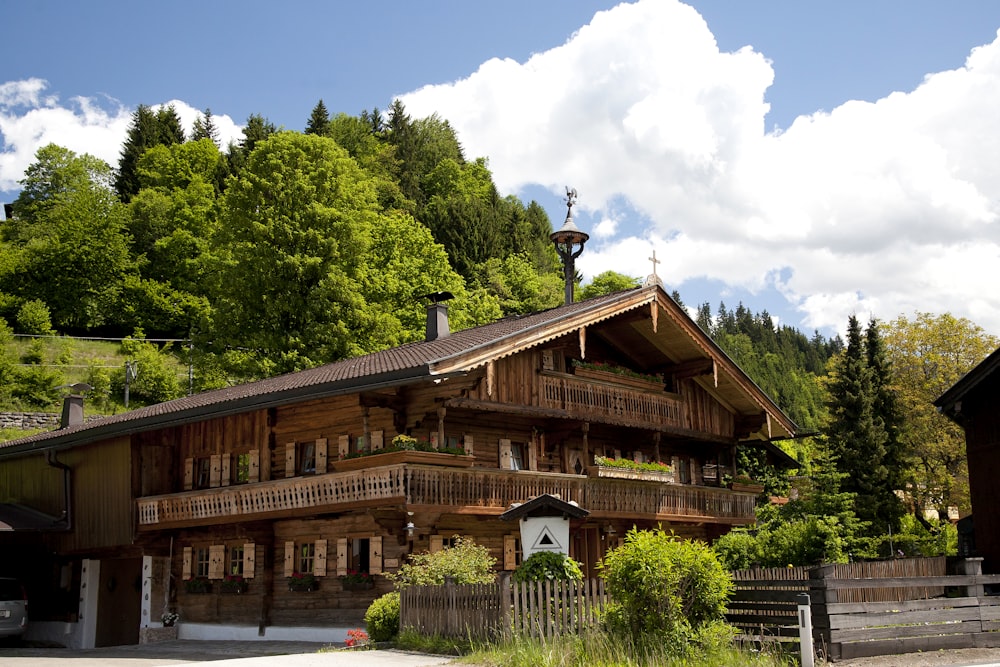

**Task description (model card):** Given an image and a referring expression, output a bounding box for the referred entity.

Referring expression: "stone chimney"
[58,383,93,429]
[423,291,454,342]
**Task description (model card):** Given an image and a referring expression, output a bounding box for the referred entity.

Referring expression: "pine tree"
[305,99,331,136]
[191,108,220,146]
[116,105,185,202]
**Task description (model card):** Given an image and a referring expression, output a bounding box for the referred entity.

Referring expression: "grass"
[392,629,796,667]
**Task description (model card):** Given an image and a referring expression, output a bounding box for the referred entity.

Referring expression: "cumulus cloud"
[0,80,242,193]
[401,0,1000,335]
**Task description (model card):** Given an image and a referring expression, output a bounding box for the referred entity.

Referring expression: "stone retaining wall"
[0,411,59,430]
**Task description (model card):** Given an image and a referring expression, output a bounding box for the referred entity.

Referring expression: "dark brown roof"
[0,289,644,457]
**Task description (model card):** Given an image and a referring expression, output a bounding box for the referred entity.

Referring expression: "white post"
[798,593,814,667]
[79,559,101,649]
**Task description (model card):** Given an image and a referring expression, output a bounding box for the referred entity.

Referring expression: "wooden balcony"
[538,372,685,430]
[136,464,756,530]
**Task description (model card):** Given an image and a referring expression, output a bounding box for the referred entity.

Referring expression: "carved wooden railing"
[137,464,755,528]
[538,373,685,429]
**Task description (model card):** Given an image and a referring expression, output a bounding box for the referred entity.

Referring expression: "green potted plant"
[220,574,247,594]
[340,570,374,591]
[184,577,211,594]
[287,572,317,592]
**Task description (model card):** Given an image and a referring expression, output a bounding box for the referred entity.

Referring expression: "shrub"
[389,536,496,589]
[512,551,583,583]
[712,529,763,570]
[600,527,734,656]
[16,299,54,335]
[364,591,400,642]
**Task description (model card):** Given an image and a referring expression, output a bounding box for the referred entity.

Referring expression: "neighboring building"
[0,284,796,647]
[936,346,1000,572]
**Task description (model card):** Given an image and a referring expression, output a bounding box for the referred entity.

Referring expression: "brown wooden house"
[0,284,796,646]
[936,346,1000,572]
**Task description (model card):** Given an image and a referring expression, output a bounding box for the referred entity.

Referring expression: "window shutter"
[371,430,384,451]
[182,546,193,580]
[528,442,538,471]
[464,434,474,457]
[285,442,296,478]
[430,432,439,449]
[429,535,444,554]
[221,454,231,487]
[315,539,328,577]
[338,435,349,459]
[504,535,517,570]
[336,538,348,576]
[208,544,225,579]
[284,541,295,577]
[209,454,222,487]
[248,450,260,483]
[243,543,256,579]
[499,439,513,470]
[184,458,194,490]
[315,438,328,474]
[369,536,383,575]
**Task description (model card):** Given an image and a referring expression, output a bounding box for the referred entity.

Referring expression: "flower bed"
[592,456,674,483]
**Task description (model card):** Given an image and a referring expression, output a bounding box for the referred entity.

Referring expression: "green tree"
[305,99,331,136]
[579,271,640,300]
[885,312,998,520]
[227,113,277,176]
[190,108,220,146]
[389,536,496,588]
[115,104,185,202]
[10,144,113,229]
[213,131,382,376]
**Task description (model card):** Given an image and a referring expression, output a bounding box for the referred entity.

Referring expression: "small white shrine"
[499,493,590,558]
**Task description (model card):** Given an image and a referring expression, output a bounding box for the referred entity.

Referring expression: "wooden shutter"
[208,544,225,579]
[429,535,444,554]
[499,439,513,470]
[503,535,517,570]
[369,536,383,575]
[284,541,295,577]
[183,458,194,490]
[315,438,328,474]
[338,435,349,459]
[528,442,538,471]
[371,430,384,451]
[336,538,348,576]
[248,450,260,483]
[182,546,193,580]
[209,454,222,487]
[285,442,296,478]
[221,454,231,487]
[464,434,474,457]
[315,539,328,577]
[243,543,256,579]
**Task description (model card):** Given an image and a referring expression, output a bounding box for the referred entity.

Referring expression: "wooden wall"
[963,371,1000,572]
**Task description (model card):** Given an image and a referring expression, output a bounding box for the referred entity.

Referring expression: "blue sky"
[3,1,1000,337]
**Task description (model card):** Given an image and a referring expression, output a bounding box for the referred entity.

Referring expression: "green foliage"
[110,333,184,406]
[364,591,400,642]
[599,528,733,656]
[579,271,640,300]
[512,551,583,583]
[389,536,496,589]
[16,300,54,336]
[115,104,185,202]
[394,628,470,656]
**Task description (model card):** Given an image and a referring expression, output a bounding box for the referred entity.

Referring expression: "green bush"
[16,300,54,335]
[389,536,496,589]
[512,551,583,583]
[364,591,400,642]
[600,528,734,656]
[109,332,184,407]
[712,530,762,570]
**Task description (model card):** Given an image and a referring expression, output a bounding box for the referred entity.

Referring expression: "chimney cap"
[56,382,93,396]
[421,291,454,304]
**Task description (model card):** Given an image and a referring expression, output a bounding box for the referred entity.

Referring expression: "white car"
[0,578,27,641]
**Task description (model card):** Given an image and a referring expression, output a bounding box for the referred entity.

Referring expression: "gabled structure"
[0,284,796,646]
[935,346,1000,572]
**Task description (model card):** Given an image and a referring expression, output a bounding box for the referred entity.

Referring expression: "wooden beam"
[735,413,767,439]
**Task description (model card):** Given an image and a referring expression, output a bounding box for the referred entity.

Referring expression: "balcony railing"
[538,373,685,429]
[137,464,756,529]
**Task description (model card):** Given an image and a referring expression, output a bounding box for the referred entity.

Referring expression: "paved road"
[0,640,455,667]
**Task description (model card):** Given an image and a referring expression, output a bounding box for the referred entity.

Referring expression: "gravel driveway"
[827,647,1000,667]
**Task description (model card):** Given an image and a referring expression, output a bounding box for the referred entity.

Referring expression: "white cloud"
[400,0,1000,336]
[0,81,243,193]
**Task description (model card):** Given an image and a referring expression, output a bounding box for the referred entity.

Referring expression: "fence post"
[500,571,512,639]
[445,576,457,636]
[809,564,837,662]
[797,593,814,667]
[954,557,984,599]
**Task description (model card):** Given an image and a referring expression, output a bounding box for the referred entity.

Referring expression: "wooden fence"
[399,576,608,640]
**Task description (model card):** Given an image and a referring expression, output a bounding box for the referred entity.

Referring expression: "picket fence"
[399,575,608,639]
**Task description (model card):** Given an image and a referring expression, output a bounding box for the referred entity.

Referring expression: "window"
[298,442,316,475]
[229,545,245,576]
[510,443,525,471]
[298,542,315,575]
[195,548,210,578]
[195,457,212,489]
[234,453,251,484]
[351,538,371,573]
[354,435,367,454]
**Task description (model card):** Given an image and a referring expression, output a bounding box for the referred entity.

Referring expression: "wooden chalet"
[0,283,796,646]
[936,346,1000,572]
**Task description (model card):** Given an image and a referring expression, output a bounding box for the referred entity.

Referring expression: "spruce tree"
[305,99,331,136]
[116,104,185,202]
[191,108,220,146]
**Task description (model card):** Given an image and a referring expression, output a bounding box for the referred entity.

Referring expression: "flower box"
[591,466,675,484]
[730,482,765,494]
[572,366,664,392]
[332,450,475,472]
[288,580,317,592]
[342,580,375,591]
[220,580,247,594]
[184,578,211,594]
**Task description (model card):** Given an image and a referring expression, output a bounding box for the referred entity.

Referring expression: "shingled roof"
[0,288,649,457]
